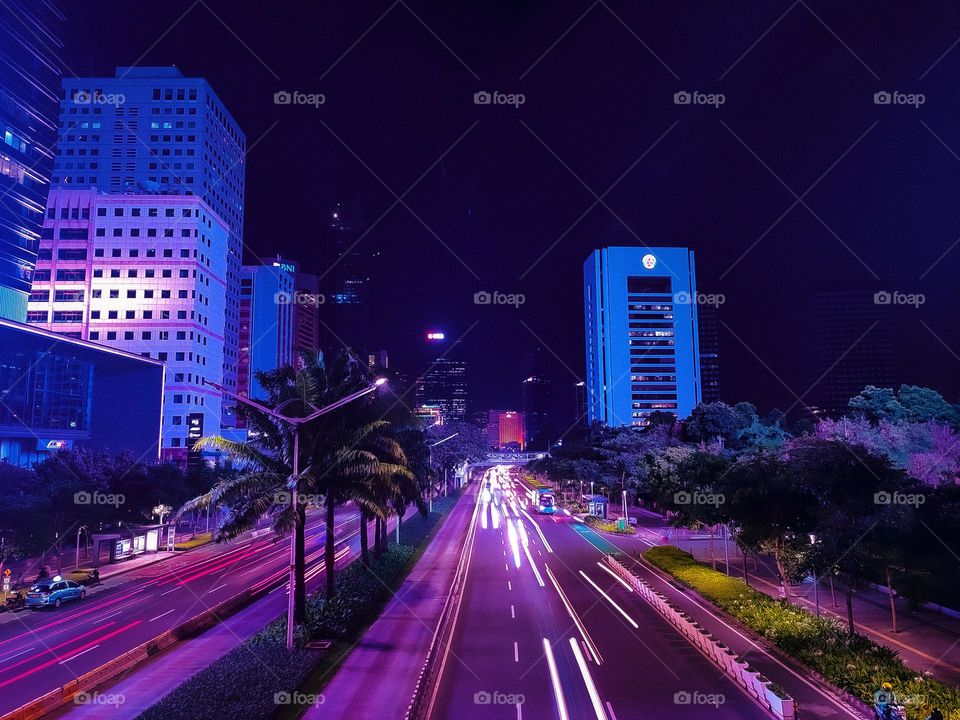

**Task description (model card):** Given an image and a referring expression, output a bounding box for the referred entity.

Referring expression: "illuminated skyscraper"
[417,358,468,422]
[239,261,295,401]
[28,188,229,462]
[55,67,245,424]
[486,410,525,450]
[0,1,64,320]
[698,301,721,403]
[584,246,702,426]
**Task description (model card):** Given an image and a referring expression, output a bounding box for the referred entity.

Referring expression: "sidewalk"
[619,511,960,688]
[307,483,478,719]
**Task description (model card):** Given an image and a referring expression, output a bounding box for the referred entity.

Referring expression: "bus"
[535,488,556,515]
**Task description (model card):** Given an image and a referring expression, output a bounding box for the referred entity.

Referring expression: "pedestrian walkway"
[616,511,960,688]
[307,483,479,719]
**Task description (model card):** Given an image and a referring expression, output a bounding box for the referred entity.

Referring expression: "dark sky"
[63,1,960,419]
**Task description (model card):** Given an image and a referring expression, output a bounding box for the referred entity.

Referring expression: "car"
[24,576,86,609]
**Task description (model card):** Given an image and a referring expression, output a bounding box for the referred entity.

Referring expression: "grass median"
[137,494,462,720]
[644,545,960,720]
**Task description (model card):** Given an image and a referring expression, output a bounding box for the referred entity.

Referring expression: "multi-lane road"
[430,466,770,720]
[0,509,363,716]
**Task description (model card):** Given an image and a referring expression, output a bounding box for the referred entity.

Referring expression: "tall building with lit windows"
[238,261,294,402]
[0,1,65,320]
[54,66,245,425]
[583,247,701,426]
[27,187,229,463]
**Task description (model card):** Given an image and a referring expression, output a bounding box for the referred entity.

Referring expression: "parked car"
[24,576,86,609]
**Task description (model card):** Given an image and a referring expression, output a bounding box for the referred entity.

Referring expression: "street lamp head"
[374,377,388,386]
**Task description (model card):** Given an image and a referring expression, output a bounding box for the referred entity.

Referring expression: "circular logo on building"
[641,254,657,269]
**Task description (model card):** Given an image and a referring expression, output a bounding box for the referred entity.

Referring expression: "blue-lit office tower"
[0,1,64,320]
[56,67,246,422]
[584,247,702,426]
[239,261,294,402]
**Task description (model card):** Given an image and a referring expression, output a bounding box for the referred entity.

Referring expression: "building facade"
[0,317,163,467]
[486,410,525,450]
[0,1,65,320]
[26,187,229,462]
[698,301,721,403]
[416,358,468,422]
[239,261,294,401]
[584,246,701,426]
[55,66,245,423]
[521,375,551,449]
[801,287,895,418]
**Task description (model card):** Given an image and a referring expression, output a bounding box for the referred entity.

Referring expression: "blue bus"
[535,488,556,515]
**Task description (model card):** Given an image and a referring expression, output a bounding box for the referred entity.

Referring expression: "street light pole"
[75,526,87,571]
[204,377,386,650]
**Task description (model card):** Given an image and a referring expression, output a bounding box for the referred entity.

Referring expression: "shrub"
[583,515,636,535]
[644,546,960,720]
[174,532,212,550]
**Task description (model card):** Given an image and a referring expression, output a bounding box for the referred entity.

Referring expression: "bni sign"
[187,413,204,468]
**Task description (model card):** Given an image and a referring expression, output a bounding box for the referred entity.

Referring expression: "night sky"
[62,1,960,419]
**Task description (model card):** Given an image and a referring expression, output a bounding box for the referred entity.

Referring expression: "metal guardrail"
[604,555,797,720]
[404,497,480,720]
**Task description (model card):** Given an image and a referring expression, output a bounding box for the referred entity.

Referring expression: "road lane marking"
[569,637,607,720]
[161,586,182,595]
[514,641,519,662]
[544,564,602,664]
[542,638,570,720]
[508,581,512,591]
[209,583,228,593]
[511,604,515,619]
[59,644,100,663]
[0,647,34,663]
[605,700,618,720]
[579,570,638,629]
[518,508,554,552]
[149,609,176,623]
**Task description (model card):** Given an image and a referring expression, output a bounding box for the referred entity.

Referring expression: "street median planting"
[583,514,635,535]
[173,532,213,550]
[644,545,960,720]
[137,496,459,720]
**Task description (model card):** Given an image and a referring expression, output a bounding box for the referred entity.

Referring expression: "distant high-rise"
[417,358,468,422]
[0,1,64,320]
[584,246,701,426]
[801,288,895,418]
[521,375,551,449]
[574,381,587,425]
[57,67,246,423]
[486,410,525,450]
[239,261,295,401]
[698,301,721,403]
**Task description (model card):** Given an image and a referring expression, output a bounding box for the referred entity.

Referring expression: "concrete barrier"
[604,555,797,720]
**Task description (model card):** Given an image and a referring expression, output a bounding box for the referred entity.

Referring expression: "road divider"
[603,554,797,720]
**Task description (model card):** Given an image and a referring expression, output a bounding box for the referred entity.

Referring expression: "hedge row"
[137,500,457,720]
[583,514,636,535]
[644,546,960,720]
